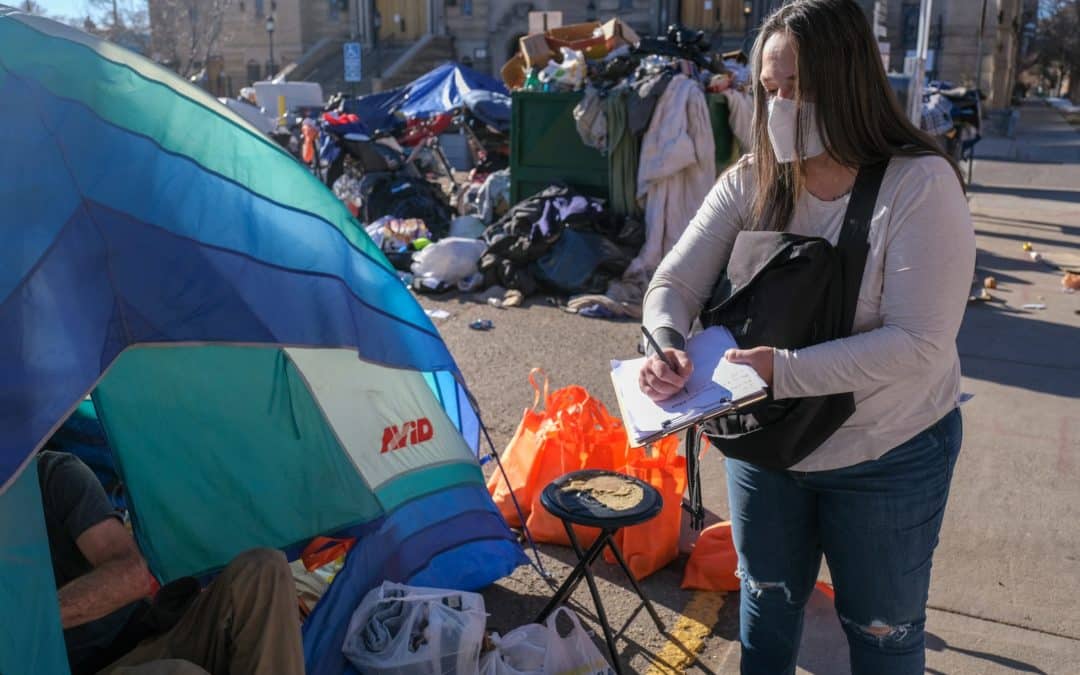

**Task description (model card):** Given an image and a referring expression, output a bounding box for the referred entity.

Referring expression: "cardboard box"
[500,53,528,90]
[519,32,554,69]
[547,21,607,60]
[528,11,563,34]
[600,18,641,51]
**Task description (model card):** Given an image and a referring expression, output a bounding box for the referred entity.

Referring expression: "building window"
[255,0,264,18]
[238,1,245,12]
[618,0,633,9]
[328,0,340,20]
[247,60,261,83]
[462,0,472,17]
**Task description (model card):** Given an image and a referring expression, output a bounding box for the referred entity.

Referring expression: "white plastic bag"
[542,608,614,675]
[410,237,488,286]
[478,624,548,675]
[342,581,487,675]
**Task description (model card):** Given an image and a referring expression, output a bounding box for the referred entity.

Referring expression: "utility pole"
[973,0,988,96]
[907,0,933,125]
[969,0,989,183]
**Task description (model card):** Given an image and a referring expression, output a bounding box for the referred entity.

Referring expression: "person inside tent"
[37,450,306,675]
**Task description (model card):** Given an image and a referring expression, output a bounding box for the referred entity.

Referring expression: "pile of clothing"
[478,185,644,297]
[568,53,721,315]
[459,168,512,224]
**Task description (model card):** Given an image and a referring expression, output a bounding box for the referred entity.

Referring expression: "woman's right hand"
[638,349,694,402]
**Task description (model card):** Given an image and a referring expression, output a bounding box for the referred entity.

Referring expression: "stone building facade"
[149,0,357,95]
[882,0,1036,109]
[149,0,1033,109]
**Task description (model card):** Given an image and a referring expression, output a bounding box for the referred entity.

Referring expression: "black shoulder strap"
[837,160,889,335]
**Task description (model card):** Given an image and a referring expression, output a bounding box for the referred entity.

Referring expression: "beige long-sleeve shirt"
[643,154,975,471]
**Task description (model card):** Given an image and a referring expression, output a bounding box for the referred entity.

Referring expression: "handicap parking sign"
[343,42,362,82]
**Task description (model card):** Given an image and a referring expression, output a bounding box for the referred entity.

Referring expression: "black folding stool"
[534,469,667,674]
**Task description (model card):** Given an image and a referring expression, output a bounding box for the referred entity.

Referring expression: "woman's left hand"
[725,346,775,387]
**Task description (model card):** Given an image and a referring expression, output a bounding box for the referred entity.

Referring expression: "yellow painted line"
[646,591,727,674]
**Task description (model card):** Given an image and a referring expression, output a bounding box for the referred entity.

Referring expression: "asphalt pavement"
[417,101,1080,674]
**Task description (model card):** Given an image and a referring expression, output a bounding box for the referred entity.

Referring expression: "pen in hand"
[640,325,690,396]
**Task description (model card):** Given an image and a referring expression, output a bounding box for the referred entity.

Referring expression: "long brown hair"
[749,0,961,232]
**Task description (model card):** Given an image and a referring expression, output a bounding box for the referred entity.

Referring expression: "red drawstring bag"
[681,521,740,591]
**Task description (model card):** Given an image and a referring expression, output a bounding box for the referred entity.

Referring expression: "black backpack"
[698,160,889,470]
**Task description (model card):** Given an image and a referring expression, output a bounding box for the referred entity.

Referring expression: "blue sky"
[37,0,92,18]
[36,0,117,21]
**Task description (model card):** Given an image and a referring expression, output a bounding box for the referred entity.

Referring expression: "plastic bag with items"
[539,48,586,91]
[411,237,489,286]
[543,608,614,675]
[342,581,487,675]
[478,624,547,675]
[478,608,612,675]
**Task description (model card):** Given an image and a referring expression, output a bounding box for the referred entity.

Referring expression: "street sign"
[343,41,362,82]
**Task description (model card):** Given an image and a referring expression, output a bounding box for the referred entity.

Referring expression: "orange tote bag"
[603,436,686,580]
[487,369,551,527]
[524,385,630,548]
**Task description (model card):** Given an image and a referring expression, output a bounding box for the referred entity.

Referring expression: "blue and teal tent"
[0,7,525,674]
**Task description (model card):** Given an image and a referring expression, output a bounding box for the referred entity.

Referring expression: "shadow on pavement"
[970,213,1080,239]
[959,304,1080,397]
[974,227,1080,251]
[974,248,1034,284]
[968,183,1080,205]
[793,586,851,674]
[925,631,1048,674]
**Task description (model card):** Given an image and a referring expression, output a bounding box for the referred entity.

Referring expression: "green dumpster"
[509,89,735,205]
[510,91,609,204]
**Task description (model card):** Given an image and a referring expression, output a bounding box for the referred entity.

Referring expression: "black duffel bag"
[698,160,889,470]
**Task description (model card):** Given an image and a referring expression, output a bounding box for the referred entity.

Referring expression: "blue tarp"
[343,62,507,132]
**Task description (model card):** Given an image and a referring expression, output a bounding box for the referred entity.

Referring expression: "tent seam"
[0,54,136,345]
[81,199,448,351]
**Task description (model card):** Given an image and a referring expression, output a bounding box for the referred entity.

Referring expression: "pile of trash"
[493,17,758,316]
[478,185,643,297]
[341,582,612,675]
[280,25,760,321]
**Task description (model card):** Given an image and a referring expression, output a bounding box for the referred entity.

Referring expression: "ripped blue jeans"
[726,408,962,675]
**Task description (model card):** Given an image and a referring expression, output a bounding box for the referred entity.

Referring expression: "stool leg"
[605,538,665,632]
[565,524,624,675]
[535,531,611,624]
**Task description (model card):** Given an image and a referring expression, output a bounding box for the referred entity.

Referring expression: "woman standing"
[638,1,975,673]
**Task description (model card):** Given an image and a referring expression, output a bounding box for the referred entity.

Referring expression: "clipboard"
[608,326,769,447]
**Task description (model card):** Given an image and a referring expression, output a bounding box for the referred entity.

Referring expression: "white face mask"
[766,97,826,163]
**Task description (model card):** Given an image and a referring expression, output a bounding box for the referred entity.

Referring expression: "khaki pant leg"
[106,659,209,675]
[101,548,304,675]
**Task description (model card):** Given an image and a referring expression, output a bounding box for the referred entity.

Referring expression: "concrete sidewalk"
[976,100,1080,163]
